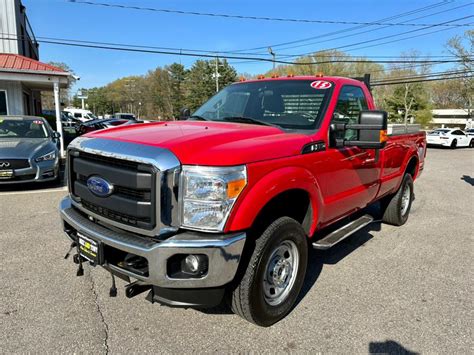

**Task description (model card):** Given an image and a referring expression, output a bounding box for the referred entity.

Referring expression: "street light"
[268,47,276,70]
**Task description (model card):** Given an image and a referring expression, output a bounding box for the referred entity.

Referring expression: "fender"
[225,166,323,236]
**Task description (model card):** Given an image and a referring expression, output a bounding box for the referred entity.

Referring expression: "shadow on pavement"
[369,340,419,354]
[461,175,474,186]
[202,203,385,317]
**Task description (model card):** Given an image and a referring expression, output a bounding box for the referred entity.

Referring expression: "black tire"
[381,174,414,226]
[451,139,457,149]
[229,217,308,327]
[469,139,474,148]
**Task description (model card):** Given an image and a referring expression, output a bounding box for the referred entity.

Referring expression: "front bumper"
[0,159,59,184]
[59,196,246,289]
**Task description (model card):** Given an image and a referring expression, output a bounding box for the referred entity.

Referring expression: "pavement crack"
[87,271,110,355]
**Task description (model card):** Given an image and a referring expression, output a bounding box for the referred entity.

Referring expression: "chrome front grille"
[66,137,181,237]
[70,151,156,230]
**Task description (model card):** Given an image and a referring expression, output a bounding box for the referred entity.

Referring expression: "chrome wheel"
[263,240,299,306]
[400,183,411,216]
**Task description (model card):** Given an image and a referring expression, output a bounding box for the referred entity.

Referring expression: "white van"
[63,108,98,123]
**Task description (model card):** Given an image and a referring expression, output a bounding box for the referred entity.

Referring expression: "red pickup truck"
[59,75,426,326]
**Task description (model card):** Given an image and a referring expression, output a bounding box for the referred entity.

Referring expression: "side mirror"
[179,108,191,120]
[52,131,61,139]
[331,110,388,149]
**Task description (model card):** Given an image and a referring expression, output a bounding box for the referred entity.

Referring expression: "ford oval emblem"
[86,176,114,197]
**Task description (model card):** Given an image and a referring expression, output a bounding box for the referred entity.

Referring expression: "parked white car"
[427,128,474,148]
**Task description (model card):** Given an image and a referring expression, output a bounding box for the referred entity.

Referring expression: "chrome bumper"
[59,196,246,288]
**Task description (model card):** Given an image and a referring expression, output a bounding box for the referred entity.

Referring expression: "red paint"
[87,76,426,236]
[0,54,67,73]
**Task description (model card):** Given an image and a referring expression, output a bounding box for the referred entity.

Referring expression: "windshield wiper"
[220,116,275,127]
[189,115,209,121]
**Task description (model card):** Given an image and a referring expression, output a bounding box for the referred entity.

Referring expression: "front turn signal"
[227,178,247,199]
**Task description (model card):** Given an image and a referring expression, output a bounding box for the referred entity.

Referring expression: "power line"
[372,69,473,83]
[372,74,472,86]
[230,1,457,53]
[318,15,473,53]
[67,0,472,27]
[252,2,474,55]
[2,34,470,66]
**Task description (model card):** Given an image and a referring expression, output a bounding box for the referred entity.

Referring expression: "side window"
[332,85,368,141]
[74,113,82,118]
[453,130,464,136]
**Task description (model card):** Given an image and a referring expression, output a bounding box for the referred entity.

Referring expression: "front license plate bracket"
[77,232,104,266]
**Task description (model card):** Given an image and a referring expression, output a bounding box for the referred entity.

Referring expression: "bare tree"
[446,30,473,117]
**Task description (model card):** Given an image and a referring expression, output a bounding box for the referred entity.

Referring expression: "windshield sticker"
[33,120,44,124]
[310,80,332,89]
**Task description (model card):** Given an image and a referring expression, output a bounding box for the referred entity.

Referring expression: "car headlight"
[35,151,56,163]
[181,165,247,232]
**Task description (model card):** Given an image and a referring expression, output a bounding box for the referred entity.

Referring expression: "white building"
[431,109,473,129]
[0,0,73,156]
[0,0,39,59]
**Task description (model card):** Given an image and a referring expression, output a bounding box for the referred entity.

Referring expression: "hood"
[0,138,54,159]
[87,121,312,165]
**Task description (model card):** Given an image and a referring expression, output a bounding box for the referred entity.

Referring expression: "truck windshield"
[0,118,49,138]
[193,80,332,130]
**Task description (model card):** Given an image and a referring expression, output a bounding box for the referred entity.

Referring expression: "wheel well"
[251,189,312,237]
[405,156,419,178]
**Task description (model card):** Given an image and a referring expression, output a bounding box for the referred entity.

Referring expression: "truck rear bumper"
[59,196,246,289]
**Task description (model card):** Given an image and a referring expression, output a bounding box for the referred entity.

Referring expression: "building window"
[0,91,8,115]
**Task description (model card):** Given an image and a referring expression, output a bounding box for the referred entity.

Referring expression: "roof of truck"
[236,75,364,86]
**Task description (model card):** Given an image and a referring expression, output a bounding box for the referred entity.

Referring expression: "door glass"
[332,86,368,141]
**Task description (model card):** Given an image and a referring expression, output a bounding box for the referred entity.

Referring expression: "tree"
[445,30,473,116]
[265,50,384,78]
[379,51,432,126]
[166,63,188,118]
[41,61,76,109]
[186,59,237,111]
[385,82,431,125]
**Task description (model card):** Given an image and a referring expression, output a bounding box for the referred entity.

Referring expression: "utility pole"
[214,57,220,92]
[268,47,276,70]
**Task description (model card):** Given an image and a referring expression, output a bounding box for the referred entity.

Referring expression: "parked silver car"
[0,116,60,184]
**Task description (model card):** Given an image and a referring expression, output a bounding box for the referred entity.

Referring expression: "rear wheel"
[381,174,414,226]
[229,217,308,327]
[451,139,457,149]
[469,139,474,148]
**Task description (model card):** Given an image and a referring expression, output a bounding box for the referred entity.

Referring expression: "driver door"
[317,85,380,224]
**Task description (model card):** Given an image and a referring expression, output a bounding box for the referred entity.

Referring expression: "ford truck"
[59,75,426,326]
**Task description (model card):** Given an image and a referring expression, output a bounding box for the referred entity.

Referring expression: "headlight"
[35,151,56,163]
[181,165,247,232]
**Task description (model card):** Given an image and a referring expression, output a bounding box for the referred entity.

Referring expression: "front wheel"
[381,174,414,226]
[229,217,308,326]
[469,139,474,148]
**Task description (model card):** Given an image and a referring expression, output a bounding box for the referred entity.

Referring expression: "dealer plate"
[77,232,103,265]
[0,170,14,179]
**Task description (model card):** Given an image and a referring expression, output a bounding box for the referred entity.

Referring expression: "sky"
[22,0,473,92]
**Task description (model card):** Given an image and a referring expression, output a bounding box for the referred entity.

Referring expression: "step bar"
[312,215,374,250]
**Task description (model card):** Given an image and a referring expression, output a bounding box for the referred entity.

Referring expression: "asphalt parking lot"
[0,148,472,353]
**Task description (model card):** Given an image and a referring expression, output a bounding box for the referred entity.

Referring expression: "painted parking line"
[0,186,68,196]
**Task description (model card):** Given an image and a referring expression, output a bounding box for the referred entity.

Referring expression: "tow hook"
[125,281,152,299]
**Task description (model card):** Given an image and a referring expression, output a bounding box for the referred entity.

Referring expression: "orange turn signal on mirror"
[380,130,388,143]
[227,178,246,199]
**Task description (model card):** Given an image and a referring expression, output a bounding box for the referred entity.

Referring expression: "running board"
[312,215,374,250]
